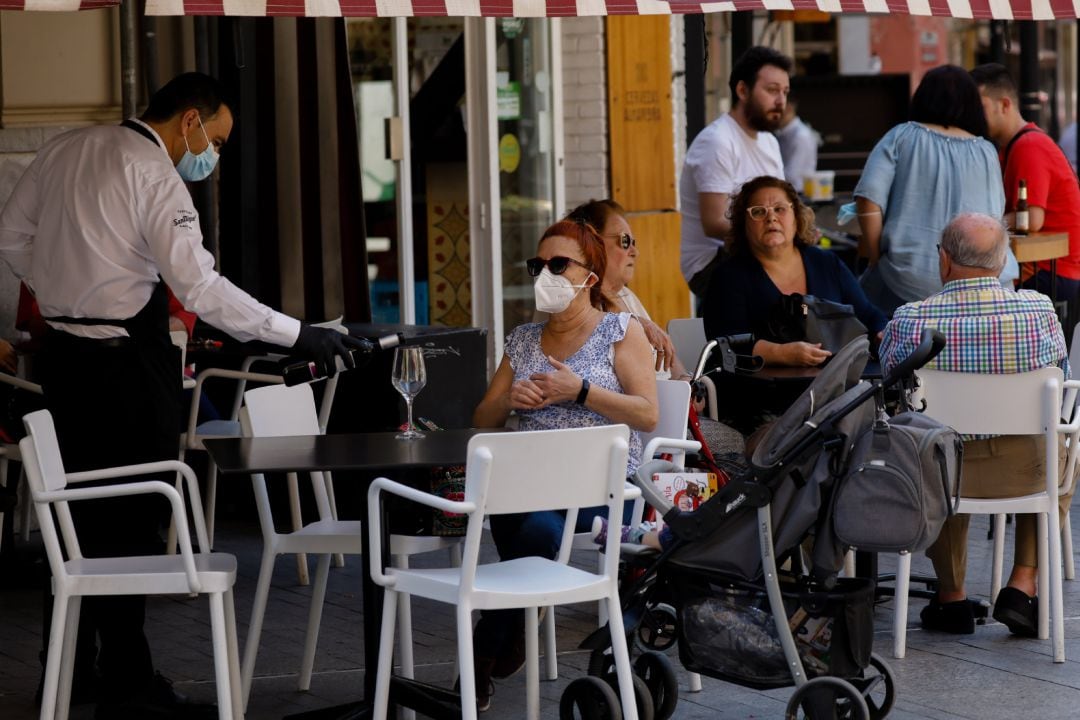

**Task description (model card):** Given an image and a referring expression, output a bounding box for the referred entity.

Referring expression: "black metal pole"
[193,18,217,258]
[140,0,159,98]
[731,11,753,66]
[1019,21,1040,122]
[119,0,137,118]
[685,14,706,146]
[990,20,1006,65]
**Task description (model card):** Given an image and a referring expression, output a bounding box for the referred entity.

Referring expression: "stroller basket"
[674,572,875,690]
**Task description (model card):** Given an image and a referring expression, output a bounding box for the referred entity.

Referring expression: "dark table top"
[735,359,882,382]
[204,428,502,475]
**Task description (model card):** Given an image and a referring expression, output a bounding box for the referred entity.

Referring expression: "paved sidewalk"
[3,510,1080,719]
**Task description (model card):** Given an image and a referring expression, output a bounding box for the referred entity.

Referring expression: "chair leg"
[55,596,81,720]
[287,473,309,586]
[455,604,479,720]
[40,592,70,720]
[209,592,236,720]
[991,514,1006,603]
[525,607,540,720]
[542,605,558,681]
[241,549,278,707]
[299,554,331,692]
[1037,513,1050,641]
[843,549,856,578]
[325,475,345,569]
[688,672,703,693]
[604,595,639,720]
[894,551,911,660]
[1048,504,1065,663]
[372,589,399,720]
[224,588,245,720]
[1063,512,1075,581]
[392,555,415,682]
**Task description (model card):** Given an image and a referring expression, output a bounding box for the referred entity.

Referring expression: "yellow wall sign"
[498,133,521,174]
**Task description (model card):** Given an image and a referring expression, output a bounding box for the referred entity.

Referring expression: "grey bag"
[833,412,962,553]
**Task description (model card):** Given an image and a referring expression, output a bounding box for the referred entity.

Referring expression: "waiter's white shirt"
[0,119,300,345]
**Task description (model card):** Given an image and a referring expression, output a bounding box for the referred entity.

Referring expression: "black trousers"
[37,332,180,702]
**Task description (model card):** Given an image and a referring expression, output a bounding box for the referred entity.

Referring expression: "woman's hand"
[635,317,676,372]
[782,341,832,367]
[528,356,584,405]
[509,379,548,410]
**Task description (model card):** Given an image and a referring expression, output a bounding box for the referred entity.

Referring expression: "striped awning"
[0,0,119,8]
[141,0,1080,18]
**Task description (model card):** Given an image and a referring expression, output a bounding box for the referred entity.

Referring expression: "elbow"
[638,406,659,434]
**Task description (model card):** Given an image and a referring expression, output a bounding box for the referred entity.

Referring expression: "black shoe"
[920,596,975,634]
[993,587,1038,638]
[491,632,526,680]
[94,673,217,720]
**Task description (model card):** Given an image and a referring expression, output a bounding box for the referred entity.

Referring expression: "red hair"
[539,219,614,311]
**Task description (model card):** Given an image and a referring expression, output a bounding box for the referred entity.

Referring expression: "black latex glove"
[291,324,374,378]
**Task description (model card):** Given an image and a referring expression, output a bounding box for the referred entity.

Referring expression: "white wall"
[561,17,609,208]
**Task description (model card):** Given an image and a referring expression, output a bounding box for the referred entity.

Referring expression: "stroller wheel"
[785,677,870,720]
[634,603,679,653]
[854,653,896,720]
[603,673,655,720]
[633,651,679,720]
[560,676,623,720]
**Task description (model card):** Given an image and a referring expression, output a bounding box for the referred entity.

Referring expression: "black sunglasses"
[525,256,591,277]
[605,232,636,250]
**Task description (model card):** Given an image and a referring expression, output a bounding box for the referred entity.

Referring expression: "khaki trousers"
[926,435,1073,594]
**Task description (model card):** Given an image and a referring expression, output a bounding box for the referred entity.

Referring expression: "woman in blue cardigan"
[702,175,887,365]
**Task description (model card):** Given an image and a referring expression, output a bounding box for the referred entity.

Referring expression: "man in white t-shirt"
[680,46,791,296]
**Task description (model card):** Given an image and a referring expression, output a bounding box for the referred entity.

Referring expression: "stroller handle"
[882,328,946,386]
[693,333,756,380]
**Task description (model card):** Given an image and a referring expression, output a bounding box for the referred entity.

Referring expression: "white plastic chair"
[666,318,718,419]
[238,382,460,710]
[890,368,1079,662]
[368,425,640,720]
[545,381,696,684]
[0,372,42,549]
[21,409,242,720]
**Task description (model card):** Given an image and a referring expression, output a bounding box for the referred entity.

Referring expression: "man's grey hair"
[940,213,1009,271]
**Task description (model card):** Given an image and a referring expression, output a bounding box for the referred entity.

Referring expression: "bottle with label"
[1015,179,1030,236]
[281,332,403,386]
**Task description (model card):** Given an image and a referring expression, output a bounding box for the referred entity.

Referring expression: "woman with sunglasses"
[468,219,657,712]
[563,199,692,380]
[702,175,887,367]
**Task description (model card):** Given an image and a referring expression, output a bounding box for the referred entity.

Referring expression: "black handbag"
[764,294,867,354]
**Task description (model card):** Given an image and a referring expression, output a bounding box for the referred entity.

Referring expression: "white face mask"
[534,267,592,314]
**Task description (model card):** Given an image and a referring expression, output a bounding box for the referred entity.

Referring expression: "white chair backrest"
[20,411,82,576]
[170,330,189,369]
[667,318,706,375]
[22,410,68,493]
[466,425,629,517]
[640,380,690,452]
[243,383,322,437]
[917,367,1063,436]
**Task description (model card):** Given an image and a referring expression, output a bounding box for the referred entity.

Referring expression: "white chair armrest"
[67,460,210,552]
[643,437,701,460]
[39,480,204,592]
[0,373,43,395]
[366,477,477,587]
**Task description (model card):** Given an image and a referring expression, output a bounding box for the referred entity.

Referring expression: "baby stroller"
[563,330,948,720]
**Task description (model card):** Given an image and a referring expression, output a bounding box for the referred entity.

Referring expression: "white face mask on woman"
[533,267,593,314]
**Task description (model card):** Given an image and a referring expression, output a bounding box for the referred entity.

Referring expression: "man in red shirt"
[972,63,1080,342]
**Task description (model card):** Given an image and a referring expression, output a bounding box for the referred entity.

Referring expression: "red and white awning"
[141,0,1080,18]
[8,0,1078,21]
[0,0,118,8]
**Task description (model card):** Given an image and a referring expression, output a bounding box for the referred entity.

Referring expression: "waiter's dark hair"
[970,62,1019,103]
[728,46,792,108]
[141,72,230,123]
[909,65,987,137]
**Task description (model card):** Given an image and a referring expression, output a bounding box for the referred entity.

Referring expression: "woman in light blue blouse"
[854,65,1018,314]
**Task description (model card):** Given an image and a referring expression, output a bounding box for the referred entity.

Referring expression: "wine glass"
[392,346,427,440]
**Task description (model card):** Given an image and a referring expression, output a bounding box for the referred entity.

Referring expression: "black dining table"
[205,428,503,720]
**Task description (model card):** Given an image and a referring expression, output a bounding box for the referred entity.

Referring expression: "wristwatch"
[575,378,591,405]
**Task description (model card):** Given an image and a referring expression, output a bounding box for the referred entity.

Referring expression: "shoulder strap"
[120,119,161,148]
[1003,126,1041,169]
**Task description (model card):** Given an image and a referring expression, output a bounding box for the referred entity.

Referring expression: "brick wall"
[561,17,609,208]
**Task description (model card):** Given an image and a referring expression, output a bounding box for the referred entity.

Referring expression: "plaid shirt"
[880,277,1068,438]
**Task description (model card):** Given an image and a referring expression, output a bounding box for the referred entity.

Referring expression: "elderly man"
[679,46,791,297]
[879,213,1072,636]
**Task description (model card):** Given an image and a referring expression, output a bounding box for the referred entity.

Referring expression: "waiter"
[0,73,364,719]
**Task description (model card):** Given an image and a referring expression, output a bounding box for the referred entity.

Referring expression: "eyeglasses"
[605,232,636,250]
[746,203,794,221]
[525,256,591,277]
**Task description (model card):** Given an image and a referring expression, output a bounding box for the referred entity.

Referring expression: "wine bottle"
[1015,179,1029,236]
[281,332,404,386]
